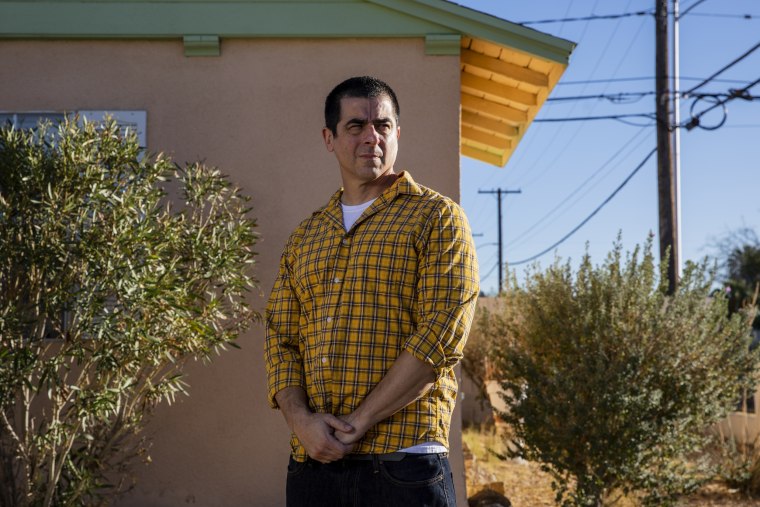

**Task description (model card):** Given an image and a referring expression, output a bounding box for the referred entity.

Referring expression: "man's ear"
[322,127,335,152]
[396,126,401,140]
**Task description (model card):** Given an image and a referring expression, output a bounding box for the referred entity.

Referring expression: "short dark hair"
[324,76,400,135]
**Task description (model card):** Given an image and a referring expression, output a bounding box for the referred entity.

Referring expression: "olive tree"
[482,239,758,506]
[0,118,259,506]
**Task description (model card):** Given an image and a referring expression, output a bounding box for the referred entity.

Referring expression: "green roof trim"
[0,0,575,64]
[425,34,461,55]
[183,35,220,57]
[0,2,448,38]
[368,0,575,64]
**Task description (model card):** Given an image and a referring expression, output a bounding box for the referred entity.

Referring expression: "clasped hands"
[293,411,367,464]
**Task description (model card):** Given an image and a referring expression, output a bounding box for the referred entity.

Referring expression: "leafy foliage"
[462,297,512,405]
[0,118,259,506]
[715,227,760,329]
[480,238,758,506]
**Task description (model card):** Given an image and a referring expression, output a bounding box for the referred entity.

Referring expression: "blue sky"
[455,0,760,294]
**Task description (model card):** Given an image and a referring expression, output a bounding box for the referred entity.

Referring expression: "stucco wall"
[0,38,465,505]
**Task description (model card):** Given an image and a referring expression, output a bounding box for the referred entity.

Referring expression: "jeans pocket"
[287,457,308,477]
[380,454,445,487]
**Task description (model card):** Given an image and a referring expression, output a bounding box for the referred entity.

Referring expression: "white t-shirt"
[341,198,376,231]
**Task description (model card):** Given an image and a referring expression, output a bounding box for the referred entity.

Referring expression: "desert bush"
[0,118,259,506]
[463,296,512,405]
[484,239,758,506]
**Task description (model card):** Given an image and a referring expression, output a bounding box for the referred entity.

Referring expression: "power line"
[547,90,756,102]
[558,76,750,85]
[686,12,760,19]
[507,128,651,251]
[507,148,658,267]
[548,91,655,102]
[506,0,624,192]
[683,41,760,96]
[481,258,500,283]
[678,0,709,19]
[504,0,610,191]
[534,113,656,123]
[684,76,760,130]
[519,10,652,25]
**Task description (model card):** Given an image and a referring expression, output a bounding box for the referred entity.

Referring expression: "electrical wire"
[677,0,709,19]
[548,91,655,103]
[684,76,760,130]
[559,76,750,85]
[683,41,760,96]
[504,0,605,189]
[507,148,658,267]
[506,128,651,250]
[480,259,500,283]
[546,90,756,104]
[533,113,657,123]
[510,0,641,192]
[519,10,651,25]
[686,13,759,20]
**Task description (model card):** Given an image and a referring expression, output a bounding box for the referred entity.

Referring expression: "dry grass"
[462,426,760,507]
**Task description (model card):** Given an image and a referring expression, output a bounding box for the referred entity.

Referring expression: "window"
[0,110,146,150]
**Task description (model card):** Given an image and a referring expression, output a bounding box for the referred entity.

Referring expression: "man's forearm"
[336,350,435,443]
[274,387,313,433]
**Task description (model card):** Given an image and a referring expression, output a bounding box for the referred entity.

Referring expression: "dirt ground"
[462,427,760,507]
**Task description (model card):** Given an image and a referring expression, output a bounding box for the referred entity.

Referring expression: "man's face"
[323,94,400,187]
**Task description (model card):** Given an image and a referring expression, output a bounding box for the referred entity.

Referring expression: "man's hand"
[274,387,354,463]
[333,412,368,446]
[292,412,355,463]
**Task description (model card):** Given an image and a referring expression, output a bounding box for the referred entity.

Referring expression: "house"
[0,1,574,504]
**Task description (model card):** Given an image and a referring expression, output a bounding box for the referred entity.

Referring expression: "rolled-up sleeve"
[264,237,306,409]
[403,202,479,379]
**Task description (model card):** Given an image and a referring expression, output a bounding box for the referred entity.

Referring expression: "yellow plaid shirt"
[265,172,479,461]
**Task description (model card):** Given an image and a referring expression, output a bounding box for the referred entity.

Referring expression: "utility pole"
[672,0,683,278]
[478,188,521,293]
[656,0,679,293]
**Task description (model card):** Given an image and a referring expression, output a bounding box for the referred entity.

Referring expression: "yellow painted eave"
[460,36,568,167]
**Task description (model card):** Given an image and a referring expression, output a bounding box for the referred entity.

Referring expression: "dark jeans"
[286,453,456,507]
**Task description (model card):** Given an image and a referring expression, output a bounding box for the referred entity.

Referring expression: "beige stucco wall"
[0,38,466,505]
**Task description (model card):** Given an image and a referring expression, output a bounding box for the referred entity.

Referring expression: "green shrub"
[0,118,259,506]
[483,239,758,506]
[463,297,512,406]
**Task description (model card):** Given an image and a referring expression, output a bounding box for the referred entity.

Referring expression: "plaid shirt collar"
[316,171,424,231]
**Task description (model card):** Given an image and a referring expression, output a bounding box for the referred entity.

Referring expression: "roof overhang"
[0,0,575,167]
[459,36,568,167]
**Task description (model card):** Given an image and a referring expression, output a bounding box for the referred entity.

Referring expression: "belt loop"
[372,454,380,474]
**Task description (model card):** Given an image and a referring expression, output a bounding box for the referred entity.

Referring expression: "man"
[265,76,478,506]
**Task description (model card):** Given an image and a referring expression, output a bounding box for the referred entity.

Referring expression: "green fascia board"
[0,2,451,39]
[368,0,576,64]
[0,0,575,65]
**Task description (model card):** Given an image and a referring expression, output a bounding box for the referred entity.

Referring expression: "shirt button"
[342,239,349,245]
[322,357,328,364]
[333,277,341,283]
[326,317,332,323]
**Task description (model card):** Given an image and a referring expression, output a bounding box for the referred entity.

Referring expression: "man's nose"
[362,125,381,144]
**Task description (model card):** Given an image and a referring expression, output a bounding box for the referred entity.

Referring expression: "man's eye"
[377,124,392,133]
[347,124,363,134]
